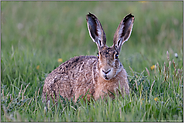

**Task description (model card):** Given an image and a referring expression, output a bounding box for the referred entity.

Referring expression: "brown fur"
[42,13,134,103]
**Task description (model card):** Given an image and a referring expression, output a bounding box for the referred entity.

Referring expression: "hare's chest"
[93,77,119,100]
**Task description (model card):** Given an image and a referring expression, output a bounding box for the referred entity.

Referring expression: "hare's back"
[45,55,97,85]
[42,55,97,101]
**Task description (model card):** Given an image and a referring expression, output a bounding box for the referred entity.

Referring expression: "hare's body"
[42,55,129,102]
[42,13,134,103]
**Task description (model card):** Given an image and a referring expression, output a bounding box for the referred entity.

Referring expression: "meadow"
[1,1,183,122]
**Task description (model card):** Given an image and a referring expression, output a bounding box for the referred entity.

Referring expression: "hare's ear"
[113,14,134,53]
[86,13,106,50]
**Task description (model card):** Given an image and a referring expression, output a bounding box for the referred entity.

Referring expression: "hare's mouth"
[103,73,114,81]
[104,75,109,80]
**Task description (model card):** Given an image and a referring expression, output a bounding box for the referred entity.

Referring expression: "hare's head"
[86,13,134,80]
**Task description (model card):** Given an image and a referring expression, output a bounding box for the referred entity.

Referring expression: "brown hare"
[42,13,134,103]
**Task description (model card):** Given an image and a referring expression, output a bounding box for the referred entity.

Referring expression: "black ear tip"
[87,12,93,16]
[128,13,134,17]
[86,12,98,22]
[86,12,91,20]
[123,13,135,22]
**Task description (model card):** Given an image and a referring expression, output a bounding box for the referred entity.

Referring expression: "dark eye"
[97,52,99,58]
[114,53,119,59]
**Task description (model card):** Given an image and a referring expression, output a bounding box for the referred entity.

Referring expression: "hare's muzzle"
[100,68,114,80]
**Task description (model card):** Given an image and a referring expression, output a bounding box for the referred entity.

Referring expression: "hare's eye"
[97,52,99,58]
[114,53,119,59]
[115,54,118,59]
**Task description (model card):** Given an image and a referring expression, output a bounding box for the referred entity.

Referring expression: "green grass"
[1,1,183,122]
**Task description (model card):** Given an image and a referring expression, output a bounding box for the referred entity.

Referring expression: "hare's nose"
[102,69,111,74]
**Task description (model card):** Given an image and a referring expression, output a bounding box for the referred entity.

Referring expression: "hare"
[42,13,134,103]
